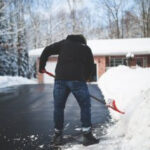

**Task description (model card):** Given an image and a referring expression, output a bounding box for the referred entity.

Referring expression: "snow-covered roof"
[29,38,150,57]
[29,47,44,57]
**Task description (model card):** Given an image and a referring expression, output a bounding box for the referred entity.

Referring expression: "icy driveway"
[0,84,109,150]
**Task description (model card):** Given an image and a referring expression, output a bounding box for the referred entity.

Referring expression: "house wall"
[36,54,150,83]
[36,56,106,83]
[106,55,150,67]
[147,55,150,67]
[128,55,150,67]
[37,58,43,83]
[94,56,106,78]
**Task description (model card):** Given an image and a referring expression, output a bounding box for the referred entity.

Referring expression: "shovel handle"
[42,70,125,114]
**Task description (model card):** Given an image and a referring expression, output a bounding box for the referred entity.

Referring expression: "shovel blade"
[107,99,125,114]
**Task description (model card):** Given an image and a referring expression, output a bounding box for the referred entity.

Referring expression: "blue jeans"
[53,80,92,130]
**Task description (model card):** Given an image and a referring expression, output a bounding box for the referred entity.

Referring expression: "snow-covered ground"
[0,76,37,88]
[0,66,150,150]
[65,66,150,150]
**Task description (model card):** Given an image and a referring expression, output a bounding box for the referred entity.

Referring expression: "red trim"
[107,100,125,114]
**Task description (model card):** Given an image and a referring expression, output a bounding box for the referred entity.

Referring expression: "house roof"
[29,38,150,57]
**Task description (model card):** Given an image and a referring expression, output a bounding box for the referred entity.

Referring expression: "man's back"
[39,34,94,81]
[55,35,94,81]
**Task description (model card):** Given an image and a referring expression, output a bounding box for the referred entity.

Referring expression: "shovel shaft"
[89,94,106,105]
[42,70,125,114]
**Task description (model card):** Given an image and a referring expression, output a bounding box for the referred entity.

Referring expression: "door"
[44,62,57,83]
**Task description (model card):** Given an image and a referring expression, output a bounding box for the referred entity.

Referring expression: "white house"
[29,38,150,83]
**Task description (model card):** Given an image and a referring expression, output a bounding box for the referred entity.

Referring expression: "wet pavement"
[0,84,110,150]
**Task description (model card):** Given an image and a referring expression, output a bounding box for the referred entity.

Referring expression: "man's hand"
[39,69,45,73]
[86,78,92,82]
[86,76,94,82]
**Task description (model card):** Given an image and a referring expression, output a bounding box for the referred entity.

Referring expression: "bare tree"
[66,0,85,33]
[122,10,141,38]
[137,0,150,37]
[105,0,124,38]
[95,0,128,38]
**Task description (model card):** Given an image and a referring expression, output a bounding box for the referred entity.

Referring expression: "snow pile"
[98,66,150,150]
[0,76,37,88]
[66,66,150,150]
[99,66,150,120]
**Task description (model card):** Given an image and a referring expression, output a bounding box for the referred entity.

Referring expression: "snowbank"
[0,76,37,88]
[65,66,150,150]
[98,66,150,150]
[99,65,150,120]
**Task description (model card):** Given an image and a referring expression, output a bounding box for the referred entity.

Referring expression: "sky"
[33,0,94,15]
[31,0,136,27]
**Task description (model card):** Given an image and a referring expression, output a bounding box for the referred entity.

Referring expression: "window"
[136,57,147,67]
[136,59,142,66]
[109,57,127,67]
[143,57,147,67]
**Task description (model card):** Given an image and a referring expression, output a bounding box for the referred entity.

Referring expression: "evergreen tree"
[15,1,29,77]
[0,0,30,77]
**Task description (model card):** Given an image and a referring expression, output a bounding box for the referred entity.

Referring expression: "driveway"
[0,84,110,150]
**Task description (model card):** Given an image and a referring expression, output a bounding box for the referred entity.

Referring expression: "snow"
[88,38,150,56]
[29,47,44,57]
[65,66,150,150]
[126,52,134,58]
[0,76,37,88]
[1,66,150,150]
[29,38,150,57]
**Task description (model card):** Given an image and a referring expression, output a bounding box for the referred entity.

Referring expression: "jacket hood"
[66,34,87,45]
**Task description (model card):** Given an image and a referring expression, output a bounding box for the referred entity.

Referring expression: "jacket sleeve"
[86,47,95,81]
[39,40,64,73]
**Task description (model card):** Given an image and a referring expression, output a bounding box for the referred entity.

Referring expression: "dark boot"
[83,130,99,146]
[50,130,63,145]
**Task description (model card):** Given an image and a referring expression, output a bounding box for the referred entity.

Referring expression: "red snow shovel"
[42,70,125,114]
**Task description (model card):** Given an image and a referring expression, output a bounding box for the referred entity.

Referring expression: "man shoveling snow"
[39,34,99,146]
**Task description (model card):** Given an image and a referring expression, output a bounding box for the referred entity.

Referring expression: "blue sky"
[31,0,136,26]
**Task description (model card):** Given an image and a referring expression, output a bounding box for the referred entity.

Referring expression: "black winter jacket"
[39,35,94,81]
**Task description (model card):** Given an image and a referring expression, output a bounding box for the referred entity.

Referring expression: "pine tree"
[0,0,30,77]
[15,1,29,77]
[0,0,9,75]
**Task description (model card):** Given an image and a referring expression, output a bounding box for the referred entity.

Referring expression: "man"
[39,34,99,146]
